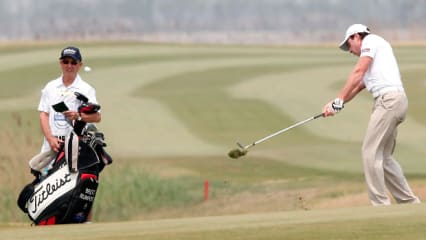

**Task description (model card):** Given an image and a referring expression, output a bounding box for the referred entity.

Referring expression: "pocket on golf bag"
[59,171,99,224]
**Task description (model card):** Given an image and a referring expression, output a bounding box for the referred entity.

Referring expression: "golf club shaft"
[243,113,323,149]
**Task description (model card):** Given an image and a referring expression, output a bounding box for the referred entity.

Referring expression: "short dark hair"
[358,32,370,40]
[349,32,369,41]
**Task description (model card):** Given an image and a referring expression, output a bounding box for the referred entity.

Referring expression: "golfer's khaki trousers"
[362,91,420,206]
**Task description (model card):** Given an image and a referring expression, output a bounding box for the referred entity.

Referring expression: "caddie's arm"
[80,111,101,123]
[63,110,101,123]
[40,111,62,152]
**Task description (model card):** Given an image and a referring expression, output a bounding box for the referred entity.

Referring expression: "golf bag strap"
[65,132,79,173]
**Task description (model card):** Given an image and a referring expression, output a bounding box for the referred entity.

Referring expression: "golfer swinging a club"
[322,24,420,206]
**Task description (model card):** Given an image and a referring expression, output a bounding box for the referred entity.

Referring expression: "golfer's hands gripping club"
[323,98,344,117]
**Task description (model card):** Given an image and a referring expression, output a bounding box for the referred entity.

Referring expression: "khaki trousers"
[362,91,420,205]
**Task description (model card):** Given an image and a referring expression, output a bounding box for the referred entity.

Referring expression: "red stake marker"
[204,180,209,201]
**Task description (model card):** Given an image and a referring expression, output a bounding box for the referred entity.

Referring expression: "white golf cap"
[339,24,370,51]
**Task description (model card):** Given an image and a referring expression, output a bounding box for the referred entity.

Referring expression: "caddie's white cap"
[339,24,370,51]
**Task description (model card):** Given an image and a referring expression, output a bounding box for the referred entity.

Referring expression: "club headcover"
[29,150,56,172]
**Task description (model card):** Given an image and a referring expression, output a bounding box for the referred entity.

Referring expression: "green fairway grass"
[2,204,426,240]
[1,42,426,226]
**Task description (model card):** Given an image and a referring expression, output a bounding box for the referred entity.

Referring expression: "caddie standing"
[37,46,101,223]
[38,46,101,153]
[322,24,420,206]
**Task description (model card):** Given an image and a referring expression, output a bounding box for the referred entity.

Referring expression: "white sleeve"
[360,36,377,59]
[37,87,50,113]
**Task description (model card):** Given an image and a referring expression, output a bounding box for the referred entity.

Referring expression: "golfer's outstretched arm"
[338,56,371,103]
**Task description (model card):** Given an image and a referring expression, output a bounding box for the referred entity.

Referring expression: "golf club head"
[74,92,89,103]
[237,141,245,149]
[227,148,248,159]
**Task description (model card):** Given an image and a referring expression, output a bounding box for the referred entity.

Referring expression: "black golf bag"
[17,92,112,225]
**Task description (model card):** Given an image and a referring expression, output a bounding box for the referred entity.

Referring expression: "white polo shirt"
[38,74,98,152]
[360,34,404,97]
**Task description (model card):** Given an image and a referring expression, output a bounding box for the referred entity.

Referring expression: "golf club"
[228,113,324,159]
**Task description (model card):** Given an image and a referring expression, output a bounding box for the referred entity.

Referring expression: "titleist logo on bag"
[28,164,78,219]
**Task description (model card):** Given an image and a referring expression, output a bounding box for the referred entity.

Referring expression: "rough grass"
[0,112,40,222]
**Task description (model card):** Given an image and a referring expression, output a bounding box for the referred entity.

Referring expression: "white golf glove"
[331,98,344,113]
